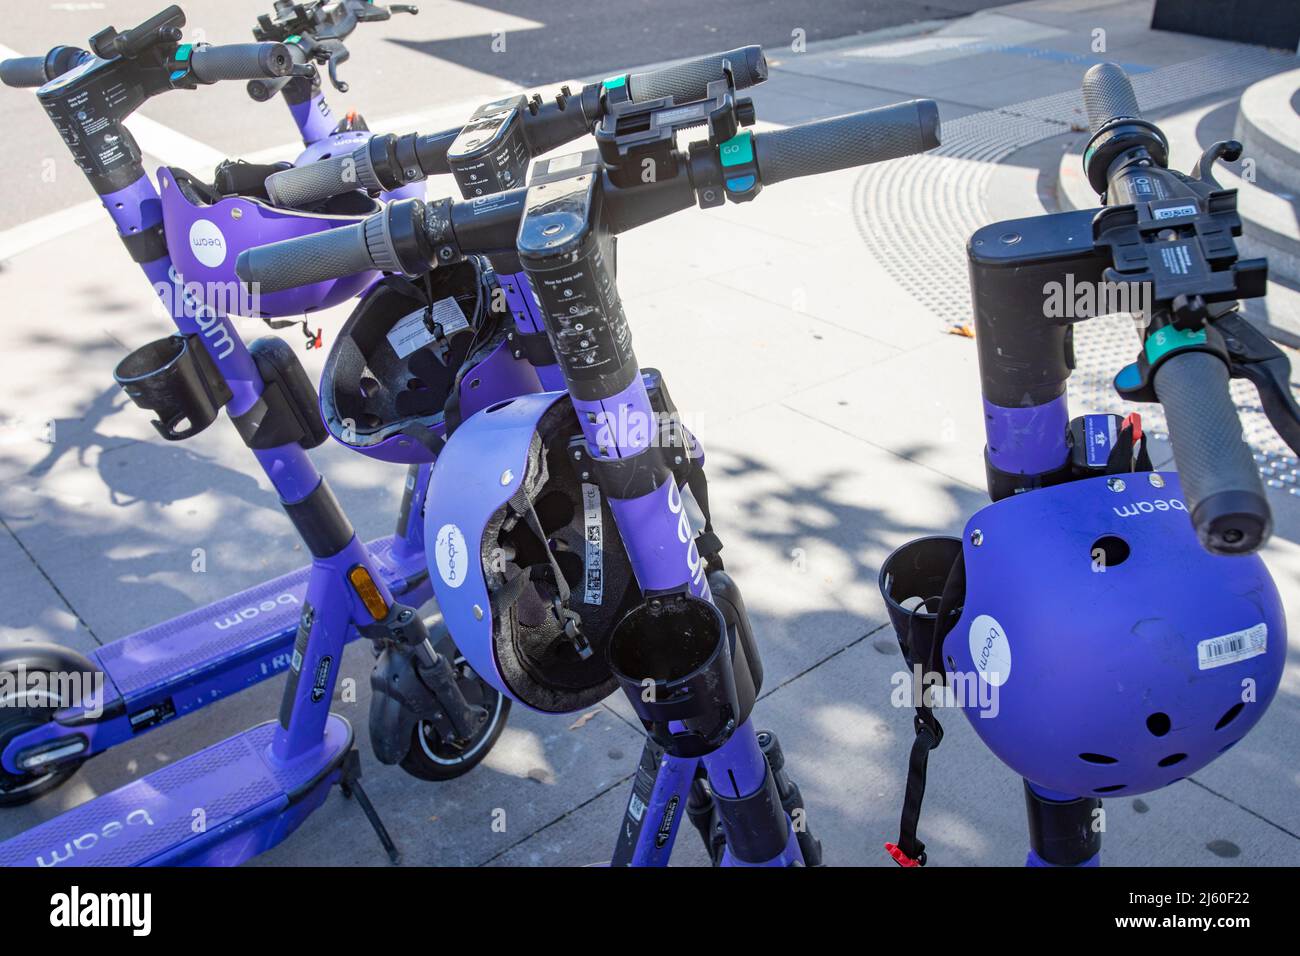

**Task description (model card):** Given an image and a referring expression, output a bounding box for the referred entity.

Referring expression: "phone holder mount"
[1088,143,1284,442]
[88,5,186,62]
[967,146,1300,500]
[593,64,755,189]
[253,0,418,92]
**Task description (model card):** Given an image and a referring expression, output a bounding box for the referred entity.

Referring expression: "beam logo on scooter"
[665,476,707,595]
[212,590,299,630]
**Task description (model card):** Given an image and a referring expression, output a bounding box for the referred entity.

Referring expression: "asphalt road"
[0,0,1008,230]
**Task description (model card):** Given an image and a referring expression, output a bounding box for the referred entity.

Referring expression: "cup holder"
[114,334,232,441]
[878,536,964,665]
[608,591,743,758]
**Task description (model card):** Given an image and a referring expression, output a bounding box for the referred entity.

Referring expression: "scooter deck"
[0,716,352,867]
[95,534,421,700]
[3,535,425,775]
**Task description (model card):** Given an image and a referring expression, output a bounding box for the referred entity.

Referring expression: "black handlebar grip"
[236,213,402,293]
[1082,62,1141,135]
[189,42,294,83]
[1154,350,1271,554]
[0,56,52,88]
[247,74,292,101]
[247,42,308,102]
[626,45,767,103]
[265,146,382,208]
[754,100,941,186]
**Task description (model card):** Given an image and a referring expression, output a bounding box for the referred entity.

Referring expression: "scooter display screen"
[446,97,530,199]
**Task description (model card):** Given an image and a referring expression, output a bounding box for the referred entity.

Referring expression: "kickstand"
[340,749,401,864]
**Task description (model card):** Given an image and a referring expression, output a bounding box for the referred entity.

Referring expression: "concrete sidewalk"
[0,0,1297,866]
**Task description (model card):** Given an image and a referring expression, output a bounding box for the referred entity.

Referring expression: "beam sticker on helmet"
[189,218,226,268]
[435,523,469,588]
[581,482,603,604]
[968,613,1011,687]
[1196,622,1267,670]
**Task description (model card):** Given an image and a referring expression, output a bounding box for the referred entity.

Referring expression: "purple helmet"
[158,162,380,319]
[945,471,1285,797]
[423,391,642,713]
[318,260,543,464]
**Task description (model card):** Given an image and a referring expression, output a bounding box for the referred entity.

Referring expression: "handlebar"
[0,46,91,88]
[1082,61,1141,134]
[1153,350,1270,553]
[247,40,311,101]
[188,42,294,83]
[626,45,766,103]
[267,150,380,207]
[264,44,769,209]
[1083,62,1271,554]
[754,100,940,184]
[239,100,940,293]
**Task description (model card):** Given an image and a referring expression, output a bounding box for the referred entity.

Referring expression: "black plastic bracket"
[230,336,329,449]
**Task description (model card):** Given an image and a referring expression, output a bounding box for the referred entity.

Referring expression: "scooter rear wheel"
[398,636,510,782]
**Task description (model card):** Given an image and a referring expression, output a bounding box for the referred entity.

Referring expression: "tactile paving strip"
[854,46,1300,488]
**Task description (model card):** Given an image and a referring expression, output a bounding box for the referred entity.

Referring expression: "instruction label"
[385,298,468,359]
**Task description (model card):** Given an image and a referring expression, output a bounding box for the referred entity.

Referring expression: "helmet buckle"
[554,597,593,659]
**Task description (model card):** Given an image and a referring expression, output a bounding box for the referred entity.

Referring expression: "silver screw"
[1107,477,1127,492]
[500,469,514,486]
[1148,473,1165,488]
[969,529,983,546]
[231,207,243,220]
[472,605,484,621]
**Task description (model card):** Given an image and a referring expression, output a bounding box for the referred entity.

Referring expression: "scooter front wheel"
[0,691,83,806]
[399,638,510,782]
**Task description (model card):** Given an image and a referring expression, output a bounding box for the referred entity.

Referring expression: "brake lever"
[1192,138,1243,190]
[1217,311,1300,456]
[325,44,351,93]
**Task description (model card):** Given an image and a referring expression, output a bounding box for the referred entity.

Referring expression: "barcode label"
[627,792,646,822]
[1196,623,1267,670]
[582,483,604,605]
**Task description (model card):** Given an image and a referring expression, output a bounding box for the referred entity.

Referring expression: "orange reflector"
[348,565,389,620]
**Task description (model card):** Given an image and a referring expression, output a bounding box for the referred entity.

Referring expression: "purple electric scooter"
[241,75,942,865]
[0,7,504,866]
[879,63,1292,868]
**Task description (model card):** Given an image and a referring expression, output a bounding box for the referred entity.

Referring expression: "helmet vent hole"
[1215,702,1245,730]
[1157,753,1187,767]
[486,400,514,413]
[534,491,576,533]
[1146,712,1171,737]
[1094,784,1126,793]
[1078,752,1118,764]
[1090,535,1130,568]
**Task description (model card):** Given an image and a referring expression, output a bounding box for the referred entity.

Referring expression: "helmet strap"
[519,497,593,660]
[887,549,965,867]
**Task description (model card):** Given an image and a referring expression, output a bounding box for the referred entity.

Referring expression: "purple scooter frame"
[570,374,803,867]
[0,59,429,796]
[239,86,944,868]
[0,12,501,865]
